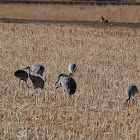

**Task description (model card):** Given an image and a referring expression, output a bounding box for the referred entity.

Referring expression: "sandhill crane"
[54,74,76,95]
[68,63,77,76]
[25,64,47,81]
[100,16,108,23]
[125,85,139,102]
[14,70,29,88]
[29,74,45,95]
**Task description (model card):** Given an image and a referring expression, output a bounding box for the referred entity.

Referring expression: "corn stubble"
[0,22,140,139]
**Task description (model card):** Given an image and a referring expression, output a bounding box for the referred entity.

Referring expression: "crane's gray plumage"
[29,74,45,94]
[54,74,76,95]
[68,63,77,76]
[14,70,29,88]
[125,85,138,102]
[25,64,46,81]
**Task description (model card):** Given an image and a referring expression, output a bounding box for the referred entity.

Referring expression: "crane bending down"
[14,70,29,88]
[29,74,45,95]
[125,85,139,102]
[54,74,76,95]
[25,64,47,81]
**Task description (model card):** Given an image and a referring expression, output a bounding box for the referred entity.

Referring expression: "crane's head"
[68,63,77,77]
[24,66,30,70]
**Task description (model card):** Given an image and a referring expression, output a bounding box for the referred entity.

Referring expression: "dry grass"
[0,21,140,139]
[0,4,140,23]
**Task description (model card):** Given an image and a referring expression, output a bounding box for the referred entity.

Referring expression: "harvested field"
[0,3,140,140]
[0,21,140,139]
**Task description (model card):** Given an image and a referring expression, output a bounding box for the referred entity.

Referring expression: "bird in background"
[25,64,47,81]
[14,70,29,88]
[125,85,139,102]
[100,16,108,23]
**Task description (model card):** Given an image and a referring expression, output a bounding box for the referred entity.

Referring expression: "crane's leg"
[22,81,24,87]
[19,79,21,88]
[63,89,67,100]
[35,88,38,93]
[32,88,38,97]
[25,81,29,89]
[69,94,72,98]
[27,70,30,86]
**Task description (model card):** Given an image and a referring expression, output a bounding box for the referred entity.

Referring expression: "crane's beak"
[24,67,29,70]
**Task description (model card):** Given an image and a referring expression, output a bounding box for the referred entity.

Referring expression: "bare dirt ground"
[0,17,140,29]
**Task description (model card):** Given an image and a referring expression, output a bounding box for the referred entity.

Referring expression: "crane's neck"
[125,96,130,102]
[28,68,31,77]
[69,73,72,76]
